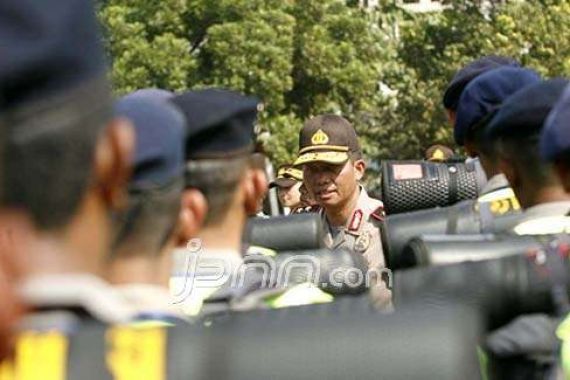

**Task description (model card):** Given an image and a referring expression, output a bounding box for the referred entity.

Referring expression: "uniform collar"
[345,187,382,233]
[521,200,570,221]
[481,173,510,195]
[20,274,137,324]
[115,284,187,320]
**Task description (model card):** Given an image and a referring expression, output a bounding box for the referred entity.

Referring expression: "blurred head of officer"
[425,144,454,162]
[106,94,186,289]
[443,55,520,127]
[0,0,135,323]
[269,165,303,209]
[487,79,570,210]
[294,115,365,221]
[454,67,541,179]
[171,89,266,255]
[541,84,570,191]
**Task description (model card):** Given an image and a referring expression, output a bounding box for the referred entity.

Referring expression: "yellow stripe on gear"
[106,326,166,380]
[557,315,570,379]
[265,283,334,309]
[0,331,69,380]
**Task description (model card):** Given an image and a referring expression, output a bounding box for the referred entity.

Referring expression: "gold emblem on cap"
[431,149,445,161]
[311,129,329,145]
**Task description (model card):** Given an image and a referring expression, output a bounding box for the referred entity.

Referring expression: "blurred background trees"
[98,0,570,174]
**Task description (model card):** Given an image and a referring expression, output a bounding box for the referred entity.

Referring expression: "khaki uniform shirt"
[321,188,385,269]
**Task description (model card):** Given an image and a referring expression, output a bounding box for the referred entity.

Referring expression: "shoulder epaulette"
[371,206,385,221]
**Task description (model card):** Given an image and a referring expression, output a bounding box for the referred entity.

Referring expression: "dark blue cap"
[443,56,520,111]
[115,96,186,189]
[126,88,174,102]
[171,89,260,159]
[487,78,569,142]
[540,84,570,161]
[0,0,108,110]
[454,67,540,145]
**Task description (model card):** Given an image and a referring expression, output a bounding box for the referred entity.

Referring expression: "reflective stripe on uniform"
[477,187,520,216]
[558,315,570,379]
[514,216,570,236]
[0,331,68,380]
[264,283,333,309]
[106,326,166,380]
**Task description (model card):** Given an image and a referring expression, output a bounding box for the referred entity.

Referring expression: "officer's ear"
[176,189,207,245]
[353,159,366,181]
[94,117,135,211]
[498,156,517,188]
[463,140,479,158]
[244,168,268,215]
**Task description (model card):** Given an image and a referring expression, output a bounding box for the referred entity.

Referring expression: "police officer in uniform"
[268,164,304,214]
[539,83,570,378]
[294,115,386,270]
[486,79,570,235]
[170,90,333,319]
[472,79,570,379]
[0,0,144,376]
[454,67,541,219]
[105,93,190,325]
[443,55,520,129]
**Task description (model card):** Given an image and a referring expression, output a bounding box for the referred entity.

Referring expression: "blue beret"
[487,78,569,142]
[443,56,520,111]
[0,0,107,110]
[115,96,186,189]
[171,89,260,159]
[540,84,570,161]
[454,67,540,145]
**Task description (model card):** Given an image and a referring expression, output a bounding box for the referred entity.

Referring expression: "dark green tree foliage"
[99,0,570,171]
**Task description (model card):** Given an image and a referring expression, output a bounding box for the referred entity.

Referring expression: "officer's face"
[303,160,364,209]
[277,182,302,208]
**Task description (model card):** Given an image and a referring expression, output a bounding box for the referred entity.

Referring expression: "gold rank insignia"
[311,129,329,145]
[354,231,371,253]
[431,149,445,161]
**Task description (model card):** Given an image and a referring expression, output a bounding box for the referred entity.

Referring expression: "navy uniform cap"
[171,89,260,159]
[0,0,108,110]
[487,78,569,141]
[540,84,570,161]
[454,67,540,145]
[443,56,520,111]
[114,96,186,189]
[126,88,174,102]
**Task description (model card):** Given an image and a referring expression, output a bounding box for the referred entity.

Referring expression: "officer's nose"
[314,172,331,187]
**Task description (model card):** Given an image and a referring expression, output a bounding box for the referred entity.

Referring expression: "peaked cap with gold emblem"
[269,164,303,189]
[294,114,361,166]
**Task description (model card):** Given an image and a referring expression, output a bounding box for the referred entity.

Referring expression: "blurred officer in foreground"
[269,164,303,214]
[455,67,540,207]
[542,84,570,194]
[540,84,570,378]
[0,0,137,351]
[171,90,332,318]
[105,94,189,324]
[487,79,570,235]
[443,55,520,127]
[294,115,385,269]
[476,79,570,379]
